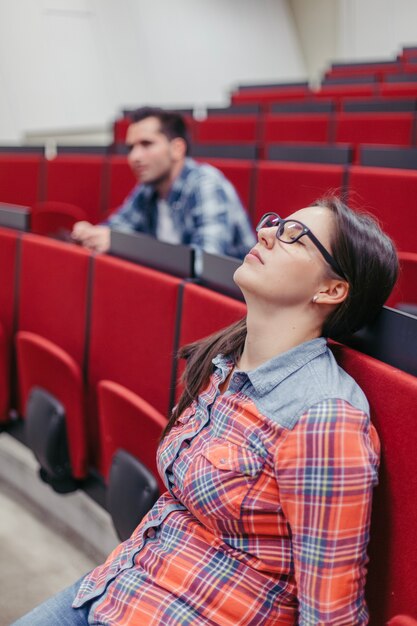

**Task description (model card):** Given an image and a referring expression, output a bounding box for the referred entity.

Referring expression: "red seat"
[113,118,131,144]
[194,116,260,143]
[347,165,417,252]
[0,155,44,206]
[104,155,137,218]
[231,86,311,105]
[335,112,414,147]
[0,227,20,421]
[44,155,106,224]
[195,158,255,212]
[379,82,417,98]
[387,618,417,626]
[315,84,377,100]
[386,252,417,310]
[15,234,92,478]
[30,201,88,236]
[98,380,166,491]
[253,162,347,226]
[175,282,246,399]
[331,343,417,624]
[88,256,181,474]
[263,113,332,143]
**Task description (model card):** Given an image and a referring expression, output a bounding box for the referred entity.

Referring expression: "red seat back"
[386,251,417,309]
[175,282,246,397]
[348,165,417,252]
[88,256,181,472]
[44,155,106,223]
[254,162,346,226]
[331,343,417,624]
[0,227,20,419]
[263,113,331,143]
[194,116,260,143]
[335,112,414,146]
[0,155,44,206]
[105,155,137,217]
[231,86,311,105]
[18,234,91,366]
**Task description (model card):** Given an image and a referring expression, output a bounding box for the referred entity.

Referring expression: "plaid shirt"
[104,158,256,260]
[74,338,379,625]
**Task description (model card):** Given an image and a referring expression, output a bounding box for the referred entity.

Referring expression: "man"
[71,107,256,261]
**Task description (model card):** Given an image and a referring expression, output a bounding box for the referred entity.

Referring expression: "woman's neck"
[237,304,322,372]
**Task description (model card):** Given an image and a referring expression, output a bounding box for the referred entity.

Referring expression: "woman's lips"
[247,248,264,264]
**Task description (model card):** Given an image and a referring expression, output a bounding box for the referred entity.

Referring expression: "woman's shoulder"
[250,343,369,430]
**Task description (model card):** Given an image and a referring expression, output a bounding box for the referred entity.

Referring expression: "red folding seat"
[315,84,377,100]
[113,117,131,144]
[253,162,347,227]
[16,234,92,479]
[103,155,137,218]
[263,113,332,143]
[231,86,311,105]
[0,155,44,206]
[30,201,88,237]
[347,165,417,252]
[0,227,20,421]
[379,82,417,98]
[44,155,106,224]
[88,255,182,476]
[335,112,414,147]
[194,116,260,143]
[195,157,255,213]
[385,252,417,310]
[175,282,246,398]
[331,343,417,624]
[97,380,166,491]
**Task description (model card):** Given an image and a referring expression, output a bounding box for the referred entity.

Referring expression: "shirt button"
[146,528,157,539]
[219,458,227,464]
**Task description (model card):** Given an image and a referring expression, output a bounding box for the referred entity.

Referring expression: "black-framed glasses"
[256,212,346,279]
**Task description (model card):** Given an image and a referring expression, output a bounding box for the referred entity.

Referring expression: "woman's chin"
[233,264,255,295]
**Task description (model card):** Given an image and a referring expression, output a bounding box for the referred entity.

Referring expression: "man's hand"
[71,221,111,253]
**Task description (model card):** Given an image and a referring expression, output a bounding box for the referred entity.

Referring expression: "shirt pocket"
[182,439,265,522]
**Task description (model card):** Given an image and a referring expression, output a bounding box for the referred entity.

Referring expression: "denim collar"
[212,337,327,395]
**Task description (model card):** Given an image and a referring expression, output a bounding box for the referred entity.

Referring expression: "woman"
[14,196,398,625]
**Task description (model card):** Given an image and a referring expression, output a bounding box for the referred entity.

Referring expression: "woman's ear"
[313,279,349,306]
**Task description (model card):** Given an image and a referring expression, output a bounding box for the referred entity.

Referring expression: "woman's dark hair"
[163,195,399,437]
[316,195,399,339]
[129,106,190,154]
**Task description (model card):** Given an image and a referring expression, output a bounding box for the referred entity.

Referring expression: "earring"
[312,295,318,303]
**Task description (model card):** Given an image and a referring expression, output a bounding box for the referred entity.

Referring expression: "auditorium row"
[1,152,417,255]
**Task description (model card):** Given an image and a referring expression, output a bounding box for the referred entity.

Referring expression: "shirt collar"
[212,337,328,395]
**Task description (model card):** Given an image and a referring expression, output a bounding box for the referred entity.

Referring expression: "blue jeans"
[11,575,91,625]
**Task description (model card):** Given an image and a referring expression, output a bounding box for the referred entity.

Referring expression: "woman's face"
[234,205,336,307]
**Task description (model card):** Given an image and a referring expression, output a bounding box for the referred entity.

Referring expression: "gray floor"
[0,433,119,625]
[0,481,98,624]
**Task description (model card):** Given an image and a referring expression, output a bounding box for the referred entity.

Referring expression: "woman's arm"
[276,398,380,625]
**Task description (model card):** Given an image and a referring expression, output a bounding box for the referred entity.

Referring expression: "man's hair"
[129,106,190,154]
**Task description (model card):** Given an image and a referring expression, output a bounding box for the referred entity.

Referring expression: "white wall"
[0,0,305,142]
[338,0,417,61]
[289,0,339,84]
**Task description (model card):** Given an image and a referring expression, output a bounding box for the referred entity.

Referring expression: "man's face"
[126,117,177,185]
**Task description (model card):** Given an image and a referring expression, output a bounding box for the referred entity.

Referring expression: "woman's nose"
[257,227,277,249]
